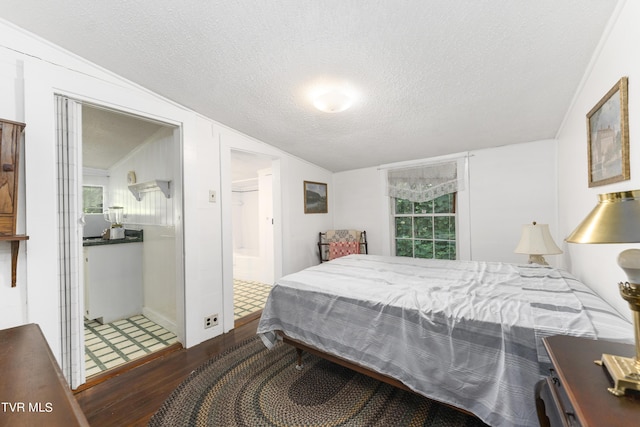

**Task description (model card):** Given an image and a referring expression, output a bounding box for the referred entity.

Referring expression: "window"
[393,193,456,259]
[83,185,104,214]
[387,160,463,260]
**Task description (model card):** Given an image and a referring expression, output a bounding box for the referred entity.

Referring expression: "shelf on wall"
[128,180,171,201]
[0,234,29,287]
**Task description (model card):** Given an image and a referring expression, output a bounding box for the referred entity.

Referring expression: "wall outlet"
[209,190,216,203]
[204,314,218,329]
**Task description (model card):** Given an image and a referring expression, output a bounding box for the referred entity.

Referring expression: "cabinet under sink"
[84,242,142,324]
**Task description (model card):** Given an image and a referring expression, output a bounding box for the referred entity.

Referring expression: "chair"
[318,230,368,263]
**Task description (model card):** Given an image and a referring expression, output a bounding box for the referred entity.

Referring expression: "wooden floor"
[74,317,259,426]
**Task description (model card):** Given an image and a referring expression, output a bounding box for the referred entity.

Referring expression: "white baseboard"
[142,306,177,335]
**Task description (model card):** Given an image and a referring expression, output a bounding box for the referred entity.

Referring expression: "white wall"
[0,20,333,363]
[557,0,639,320]
[469,140,558,264]
[108,125,178,332]
[218,126,333,327]
[258,169,275,284]
[220,131,333,261]
[333,140,558,263]
[281,156,334,270]
[333,167,386,255]
[232,188,260,255]
[141,225,177,333]
[109,126,176,226]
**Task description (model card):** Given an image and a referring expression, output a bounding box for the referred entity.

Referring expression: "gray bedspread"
[257,255,633,427]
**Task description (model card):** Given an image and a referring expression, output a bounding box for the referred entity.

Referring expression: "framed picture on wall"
[586,76,629,187]
[304,181,327,214]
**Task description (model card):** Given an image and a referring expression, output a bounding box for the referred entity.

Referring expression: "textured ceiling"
[1,1,619,172]
[82,105,170,170]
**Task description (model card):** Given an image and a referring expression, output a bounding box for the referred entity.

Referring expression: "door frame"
[221,146,282,329]
[55,96,186,386]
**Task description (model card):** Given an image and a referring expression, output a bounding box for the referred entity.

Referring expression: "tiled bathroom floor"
[85,283,270,376]
[234,279,272,320]
[84,314,178,377]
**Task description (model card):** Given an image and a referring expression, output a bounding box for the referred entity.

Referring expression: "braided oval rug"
[148,336,488,427]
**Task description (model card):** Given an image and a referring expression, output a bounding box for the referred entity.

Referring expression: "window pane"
[395,198,413,214]
[83,186,104,214]
[414,217,433,239]
[435,241,456,260]
[434,193,454,213]
[393,195,456,261]
[414,240,434,259]
[414,200,433,214]
[395,217,413,238]
[395,239,413,257]
[434,216,455,240]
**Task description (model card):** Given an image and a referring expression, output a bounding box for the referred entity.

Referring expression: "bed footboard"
[279,333,479,419]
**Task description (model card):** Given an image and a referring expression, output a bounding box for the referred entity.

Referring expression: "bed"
[257,254,634,427]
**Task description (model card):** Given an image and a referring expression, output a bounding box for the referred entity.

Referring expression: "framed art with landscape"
[586,76,629,187]
[303,181,327,214]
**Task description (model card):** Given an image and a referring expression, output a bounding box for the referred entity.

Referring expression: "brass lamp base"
[597,353,640,396]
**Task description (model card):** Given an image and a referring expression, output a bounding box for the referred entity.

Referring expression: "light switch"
[209,190,216,203]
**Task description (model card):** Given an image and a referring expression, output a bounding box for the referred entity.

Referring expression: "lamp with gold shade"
[566,189,640,396]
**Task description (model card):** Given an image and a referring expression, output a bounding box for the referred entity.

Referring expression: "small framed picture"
[586,77,629,187]
[304,181,327,214]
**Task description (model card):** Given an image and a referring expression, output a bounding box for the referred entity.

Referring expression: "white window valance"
[387,161,463,203]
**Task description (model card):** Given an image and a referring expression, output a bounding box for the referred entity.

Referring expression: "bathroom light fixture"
[313,89,353,113]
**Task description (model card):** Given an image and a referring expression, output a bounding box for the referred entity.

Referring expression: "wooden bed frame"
[279,332,476,418]
[281,333,413,392]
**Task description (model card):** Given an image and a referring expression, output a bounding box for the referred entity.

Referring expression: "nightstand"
[537,335,640,426]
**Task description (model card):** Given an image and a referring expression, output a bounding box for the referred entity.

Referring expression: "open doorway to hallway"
[231,150,275,323]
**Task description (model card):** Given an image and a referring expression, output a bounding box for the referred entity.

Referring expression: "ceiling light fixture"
[313,89,353,113]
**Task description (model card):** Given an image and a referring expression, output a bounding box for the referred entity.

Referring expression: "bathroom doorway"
[230,150,275,323]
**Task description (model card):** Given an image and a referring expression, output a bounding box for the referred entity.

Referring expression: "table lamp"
[565,189,640,396]
[514,221,563,265]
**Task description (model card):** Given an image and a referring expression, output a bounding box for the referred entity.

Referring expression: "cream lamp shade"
[514,221,562,265]
[565,189,640,396]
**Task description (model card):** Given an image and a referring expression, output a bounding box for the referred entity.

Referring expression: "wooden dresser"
[538,335,640,426]
[0,324,89,427]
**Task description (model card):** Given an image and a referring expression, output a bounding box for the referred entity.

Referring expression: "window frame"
[82,185,105,214]
[392,192,458,260]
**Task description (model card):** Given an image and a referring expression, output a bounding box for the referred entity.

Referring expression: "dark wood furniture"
[0,119,28,287]
[538,335,640,427]
[0,323,89,426]
[283,333,413,393]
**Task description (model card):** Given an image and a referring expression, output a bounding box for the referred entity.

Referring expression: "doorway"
[230,150,275,323]
[56,97,184,385]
